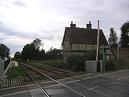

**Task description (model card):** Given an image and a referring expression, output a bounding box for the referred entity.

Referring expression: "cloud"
[0,0,129,56]
[13,1,27,7]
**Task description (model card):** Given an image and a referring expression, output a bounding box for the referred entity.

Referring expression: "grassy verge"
[28,60,65,68]
[7,67,26,80]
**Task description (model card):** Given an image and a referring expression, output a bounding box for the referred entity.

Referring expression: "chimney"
[70,21,76,28]
[87,21,92,29]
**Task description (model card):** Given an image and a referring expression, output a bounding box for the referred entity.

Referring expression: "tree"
[108,28,118,47]
[14,52,22,60]
[46,48,63,59]
[21,39,45,60]
[0,44,10,59]
[32,39,42,50]
[22,43,36,60]
[120,21,129,47]
[67,55,85,71]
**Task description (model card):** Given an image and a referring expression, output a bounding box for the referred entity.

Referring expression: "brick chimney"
[87,21,92,29]
[70,21,76,28]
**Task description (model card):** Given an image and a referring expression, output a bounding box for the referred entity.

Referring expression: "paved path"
[1,69,129,97]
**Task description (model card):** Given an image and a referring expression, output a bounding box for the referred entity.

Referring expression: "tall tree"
[0,44,10,59]
[46,48,63,59]
[108,28,118,47]
[120,21,129,47]
[32,39,42,50]
[14,52,22,60]
[21,39,45,60]
[22,43,36,60]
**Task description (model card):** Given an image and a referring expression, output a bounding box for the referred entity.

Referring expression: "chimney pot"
[87,21,92,29]
[70,21,76,28]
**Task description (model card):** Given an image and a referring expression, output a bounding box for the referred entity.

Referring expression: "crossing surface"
[1,69,129,97]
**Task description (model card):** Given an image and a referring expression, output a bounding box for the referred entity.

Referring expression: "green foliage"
[32,39,42,50]
[22,39,45,60]
[105,59,116,71]
[105,57,129,71]
[28,60,64,68]
[7,67,26,79]
[116,57,129,69]
[0,44,10,58]
[46,48,63,59]
[66,55,85,71]
[120,21,129,47]
[108,28,118,47]
[22,43,36,60]
[14,52,22,60]
[21,39,62,61]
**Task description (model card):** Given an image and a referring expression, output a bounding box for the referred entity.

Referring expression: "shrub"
[105,59,116,71]
[105,57,129,71]
[66,55,85,72]
[7,67,26,79]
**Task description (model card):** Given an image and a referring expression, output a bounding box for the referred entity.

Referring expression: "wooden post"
[96,20,100,65]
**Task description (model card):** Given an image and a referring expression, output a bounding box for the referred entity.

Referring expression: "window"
[72,44,78,50]
[87,44,94,50]
[93,44,97,50]
[79,44,85,50]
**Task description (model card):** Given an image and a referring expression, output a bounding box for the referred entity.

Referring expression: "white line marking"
[74,73,94,78]
[87,86,99,91]
[1,69,129,97]
[25,64,86,97]
[58,73,94,81]
[63,69,129,84]
[117,76,129,80]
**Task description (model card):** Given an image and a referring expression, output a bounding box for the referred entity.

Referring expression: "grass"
[7,67,26,80]
[28,59,65,68]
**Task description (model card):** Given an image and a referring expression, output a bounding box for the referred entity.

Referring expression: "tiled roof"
[62,27,108,45]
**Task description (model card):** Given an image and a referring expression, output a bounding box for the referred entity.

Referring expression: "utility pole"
[96,20,100,64]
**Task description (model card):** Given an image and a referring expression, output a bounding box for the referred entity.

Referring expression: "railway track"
[0,62,76,89]
[25,68,51,97]
[31,63,79,76]
[21,63,72,79]
[32,66,71,78]
[22,63,86,97]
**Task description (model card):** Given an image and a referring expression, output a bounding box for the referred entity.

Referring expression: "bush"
[105,59,116,71]
[116,57,129,69]
[28,60,65,68]
[105,57,129,71]
[7,67,26,79]
[66,55,85,72]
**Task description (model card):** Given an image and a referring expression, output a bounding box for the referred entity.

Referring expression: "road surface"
[1,69,129,97]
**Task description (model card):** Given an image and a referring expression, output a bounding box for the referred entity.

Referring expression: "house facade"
[62,21,109,62]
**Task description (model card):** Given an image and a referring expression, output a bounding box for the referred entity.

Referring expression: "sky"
[0,0,129,57]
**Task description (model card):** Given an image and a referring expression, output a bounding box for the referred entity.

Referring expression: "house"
[62,21,110,62]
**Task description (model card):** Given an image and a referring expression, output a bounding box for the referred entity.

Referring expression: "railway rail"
[22,63,86,97]
[0,62,77,89]
[31,63,78,76]
[25,70,51,97]
[21,63,72,79]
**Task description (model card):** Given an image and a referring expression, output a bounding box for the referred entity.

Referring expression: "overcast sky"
[0,0,129,57]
